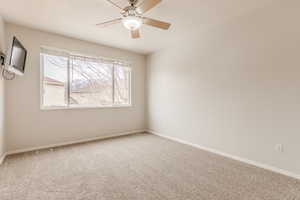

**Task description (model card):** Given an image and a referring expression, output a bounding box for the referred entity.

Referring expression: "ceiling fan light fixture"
[122,16,142,30]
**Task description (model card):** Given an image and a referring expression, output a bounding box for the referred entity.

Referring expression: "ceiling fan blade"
[136,0,161,14]
[131,29,141,39]
[104,0,124,10]
[96,18,122,27]
[143,17,171,30]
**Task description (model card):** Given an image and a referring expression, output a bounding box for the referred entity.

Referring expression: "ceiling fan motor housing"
[129,0,138,6]
[122,5,141,18]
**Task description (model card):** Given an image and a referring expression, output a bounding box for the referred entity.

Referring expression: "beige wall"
[5,23,146,151]
[0,16,5,158]
[147,1,300,175]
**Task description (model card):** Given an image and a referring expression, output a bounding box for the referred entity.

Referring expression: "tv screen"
[8,36,27,75]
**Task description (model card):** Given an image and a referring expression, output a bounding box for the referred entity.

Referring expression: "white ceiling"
[0,0,275,54]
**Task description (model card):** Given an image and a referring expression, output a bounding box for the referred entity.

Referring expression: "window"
[40,48,131,109]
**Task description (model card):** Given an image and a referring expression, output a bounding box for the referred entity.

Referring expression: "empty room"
[0,0,300,199]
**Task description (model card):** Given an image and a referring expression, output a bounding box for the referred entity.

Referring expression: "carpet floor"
[0,133,300,200]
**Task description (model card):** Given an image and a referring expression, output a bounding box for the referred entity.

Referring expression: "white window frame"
[40,47,132,110]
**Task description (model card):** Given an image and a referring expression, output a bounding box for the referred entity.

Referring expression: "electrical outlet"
[275,144,284,152]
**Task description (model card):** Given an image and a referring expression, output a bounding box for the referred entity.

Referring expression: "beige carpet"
[0,133,300,200]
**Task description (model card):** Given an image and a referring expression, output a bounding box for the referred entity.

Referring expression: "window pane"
[114,66,131,105]
[70,57,113,106]
[42,53,68,107]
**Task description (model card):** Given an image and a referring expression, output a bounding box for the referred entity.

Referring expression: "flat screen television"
[6,36,27,75]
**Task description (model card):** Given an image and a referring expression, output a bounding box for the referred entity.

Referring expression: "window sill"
[40,104,132,111]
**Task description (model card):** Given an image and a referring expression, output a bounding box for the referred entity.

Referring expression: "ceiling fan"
[97,0,171,39]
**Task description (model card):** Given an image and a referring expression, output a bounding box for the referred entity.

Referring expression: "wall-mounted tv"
[6,36,27,75]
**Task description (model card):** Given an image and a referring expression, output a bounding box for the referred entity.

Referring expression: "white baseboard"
[6,129,146,156]
[147,129,300,180]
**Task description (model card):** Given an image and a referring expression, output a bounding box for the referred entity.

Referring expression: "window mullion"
[40,54,45,108]
[112,63,115,105]
[66,55,71,107]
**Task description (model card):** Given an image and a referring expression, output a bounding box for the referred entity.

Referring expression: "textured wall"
[147,0,300,175]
